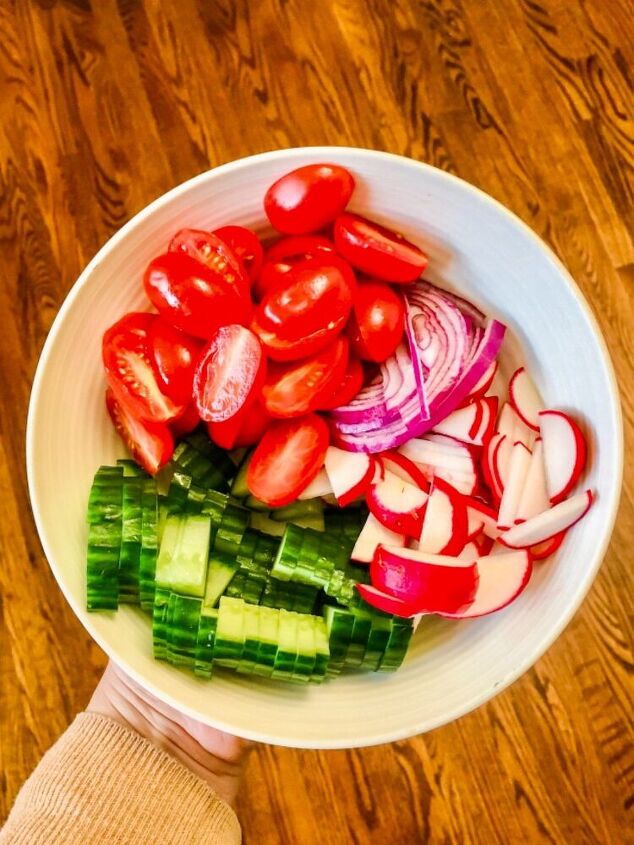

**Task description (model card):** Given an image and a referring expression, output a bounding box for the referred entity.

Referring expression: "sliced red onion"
[403,295,428,419]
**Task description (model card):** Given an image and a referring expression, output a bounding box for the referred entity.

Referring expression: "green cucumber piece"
[292,614,316,682]
[251,607,279,677]
[214,596,246,668]
[194,609,219,678]
[139,478,159,611]
[312,618,330,682]
[157,497,169,545]
[270,498,324,522]
[166,593,202,668]
[244,495,270,512]
[361,612,393,671]
[272,609,298,679]
[155,514,211,597]
[271,524,305,582]
[344,611,372,668]
[152,588,171,659]
[230,452,252,498]
[213,503,250,557]
[323,605,355,677]
[249,512,286,537]
[236,604,261,675]
[86,465,124,611]
[378,619,414,672]
[116,459,147,477]
[185,430,235,486]
[290,512,325,532]
[118,476,143,603]
[202,553,238,611]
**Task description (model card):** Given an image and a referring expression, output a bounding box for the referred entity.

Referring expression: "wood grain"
[0,1,632,842]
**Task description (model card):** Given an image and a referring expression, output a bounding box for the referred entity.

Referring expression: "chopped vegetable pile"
[87,163,594,684]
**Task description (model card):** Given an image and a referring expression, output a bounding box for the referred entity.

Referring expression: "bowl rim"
[26,146,624,748]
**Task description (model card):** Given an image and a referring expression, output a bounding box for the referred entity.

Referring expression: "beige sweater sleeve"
[0,712,241,845]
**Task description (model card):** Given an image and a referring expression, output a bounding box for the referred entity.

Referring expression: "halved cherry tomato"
[254,235,335,301]
[318,354,364,409]
[263,337,349,418]
[148,318,203,405]
[252,257,355,361]
[170,404,200,440]
[193,325,265,422]
[247,414,330,507]
[169,228,250,299]
[144,252,252,340]
[264,164,355,234]
[347,281,405,363]
[207,400,272,450]
[334,213,428,283]
[106,388,174,475]
[213,225,263,283]
[102,312,184,423]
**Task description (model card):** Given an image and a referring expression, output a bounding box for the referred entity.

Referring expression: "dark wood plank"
[0,0,632,841]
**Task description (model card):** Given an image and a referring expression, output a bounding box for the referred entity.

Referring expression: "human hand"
[88,661,252,808]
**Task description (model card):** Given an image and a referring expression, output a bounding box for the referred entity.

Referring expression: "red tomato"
[169,228,250,299]
[318,354,364,409]
[207,400,271,450]
[264,164,355,234]
[193,325,266,422]
[254,235,335,301]
[102,312,184,423]
[106,388,173,475]
[263,337,349,418]
[144,252,252,340]
[347,281,405,362]
[334,213,428,283]
[252,257,355,361]
[247,414,330,507]
[213,225,263,283]
[148,318,203,405]
[170,404,200,440]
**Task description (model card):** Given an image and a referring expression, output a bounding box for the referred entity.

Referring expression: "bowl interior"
[27,148,622,748]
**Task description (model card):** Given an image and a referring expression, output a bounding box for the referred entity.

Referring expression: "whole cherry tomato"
[347,281,405,363]
[143,252,252,340]
[193,325,266,422]
[254,235,335,301]
[148,318,203,405]
[262,337,349,418]
[264,164,355,234]
[102,312,184,423]
[334,213,428,283]
[213,225,263,284]
[252,256,355,361]
[317,354,364,409]
[106,388,173,475]
[207,400,271,450]
[247,414,330,507]
[169,228,250,299]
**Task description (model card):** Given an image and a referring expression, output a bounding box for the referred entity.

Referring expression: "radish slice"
[530,531,566,560]
[458,540,481,560]
[355,583,418,618]
[495,402,534,447]
[351,513,406,563]
[298,468,332,500]
[430,397,497,446]
[464,498,500,539]
[466,360,498,400]
[400,437,475,473]
[372,545,478,614]
[515,439,549,522]
[481,433,504,502]
[475,534,494,555]
[415,477,468,555]
[324,447,375,507]
[379,451,430,490]
[508,367,542,431]
[498,490,594,548]
[497,441,532,529]
[366,471,428,539]
[491,433,513,493]
[539,410,588,504]
[438,551,532,618]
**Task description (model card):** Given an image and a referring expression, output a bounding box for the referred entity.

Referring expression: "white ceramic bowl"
[27,148,622,748]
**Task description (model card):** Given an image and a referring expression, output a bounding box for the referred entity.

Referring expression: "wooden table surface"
[1,1,632,842]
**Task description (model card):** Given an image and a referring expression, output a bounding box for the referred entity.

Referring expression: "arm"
[0,662,251,845]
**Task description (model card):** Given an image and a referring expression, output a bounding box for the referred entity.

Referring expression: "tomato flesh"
[334,213,428,283]
[207,400,271,450]
[252,256,355,361]
[193,325,265,423]
[106,388,174,475]
[247,414,330,507]
[254,235,335,301]
[149,317,203,404]
[213,225,263,284]
[318,354,364,409]
[170,404,200,440]
[264,164,355,234]
[263,337,349,418]
[144,252,252,340]
[169,228,250,300]
[347,281,405,362]
[102,312,184,423]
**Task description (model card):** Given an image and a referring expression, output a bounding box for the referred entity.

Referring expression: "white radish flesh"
[497,441,532,529]
[324,447,374,506]
[367,471,428,539]
[351,513,406,563]
[439,551,533,618]
[499,490,594,548]
[415,479,467,556]
[539,410,587,503]
[508,367,542,431]
[431,397,497,446]
[515,439,550,522]
[298,468,332,500]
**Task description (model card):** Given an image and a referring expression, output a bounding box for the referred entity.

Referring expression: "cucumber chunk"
[139,478,159,612]
[166,593,202,668]
[118,475,144,603]
[194,609,219,678]
[272,609,298,679]
[86,465,124,611]
[155,514,211,597]
[230,451,252,499]
[214,596,246,668]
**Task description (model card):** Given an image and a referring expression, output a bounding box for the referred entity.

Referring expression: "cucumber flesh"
[139,478,159,612]
[86,466,124,611]
[155,514,211,597]
[194,610,219,678]
[214,596,246,668]
[203,553,238,611]
[271,498,324,522]
[230,451,252,499]
[249,512,286,537]
[118,475,143,603]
